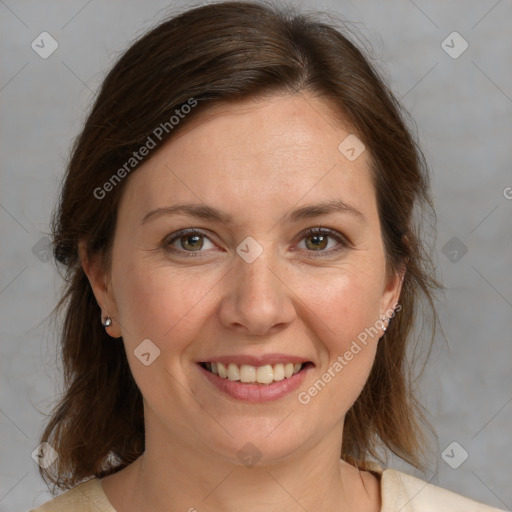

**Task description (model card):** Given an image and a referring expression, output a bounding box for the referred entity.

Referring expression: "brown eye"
[178,233,204,251]
[166,229,215,254]
[304,233,329,251]
[298,228,349,257]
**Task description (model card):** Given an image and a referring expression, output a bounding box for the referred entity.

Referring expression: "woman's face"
[88,93,402,465]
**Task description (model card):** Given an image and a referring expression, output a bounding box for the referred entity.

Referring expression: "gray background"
[1,0,511,510]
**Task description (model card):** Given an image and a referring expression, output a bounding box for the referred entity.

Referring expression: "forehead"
[161,93,361,171]
[118,93,376,222]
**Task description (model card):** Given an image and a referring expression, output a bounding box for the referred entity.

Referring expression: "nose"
[218,249,296,336]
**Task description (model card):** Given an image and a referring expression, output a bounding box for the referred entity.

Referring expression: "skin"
[81,92,403,512]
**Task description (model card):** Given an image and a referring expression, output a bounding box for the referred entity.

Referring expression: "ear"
[379,261,406,333]
[78,240,122,338]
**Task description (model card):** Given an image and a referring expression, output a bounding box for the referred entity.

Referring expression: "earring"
[380,314,388,332]
[102,316,112,328]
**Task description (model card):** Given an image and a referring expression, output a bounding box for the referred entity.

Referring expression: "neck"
[103,414,379,512]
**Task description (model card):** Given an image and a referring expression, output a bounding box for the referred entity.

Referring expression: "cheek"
[300,262,384,343]
[111,254,216,350]
[296,263,383,400]
[300,279,381,413]
[110,258,218,402]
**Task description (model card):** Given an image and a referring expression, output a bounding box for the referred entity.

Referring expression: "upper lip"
[198,353,313,366]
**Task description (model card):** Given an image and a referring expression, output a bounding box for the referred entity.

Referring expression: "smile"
[200,361,308,384]
[197,358,314,402]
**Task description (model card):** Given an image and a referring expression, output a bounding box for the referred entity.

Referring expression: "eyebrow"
[141,199,366,225]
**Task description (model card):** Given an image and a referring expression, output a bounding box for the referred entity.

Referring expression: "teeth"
[217,362,227,378]
[256,364,273,384]
[240,364,256,383]
[205,361,304,384]
[227,363,240,381]
[273,363,285,381]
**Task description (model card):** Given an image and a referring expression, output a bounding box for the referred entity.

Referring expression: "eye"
[164,227,350,258]
[296,227,349,257]
[165,228,216,256]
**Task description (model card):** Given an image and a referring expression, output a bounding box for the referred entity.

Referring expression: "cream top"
[30,465,505,511]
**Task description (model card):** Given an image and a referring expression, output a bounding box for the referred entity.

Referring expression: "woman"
[31,1,504,511]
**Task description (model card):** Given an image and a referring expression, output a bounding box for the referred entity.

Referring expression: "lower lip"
[197,364,311,403]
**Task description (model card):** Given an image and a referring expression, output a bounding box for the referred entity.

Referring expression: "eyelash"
[164,227,350,258]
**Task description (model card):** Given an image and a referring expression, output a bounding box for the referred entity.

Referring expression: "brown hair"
[41,0,440,492]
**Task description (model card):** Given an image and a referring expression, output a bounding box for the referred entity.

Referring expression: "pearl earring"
[380,314,388,332]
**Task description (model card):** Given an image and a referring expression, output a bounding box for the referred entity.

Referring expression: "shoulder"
[28,478,115,512]
[380,469,506,512]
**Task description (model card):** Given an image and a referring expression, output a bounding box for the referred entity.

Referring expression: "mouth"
[198,361,314,385]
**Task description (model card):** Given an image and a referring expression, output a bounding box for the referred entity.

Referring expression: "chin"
[199,415,315,467]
